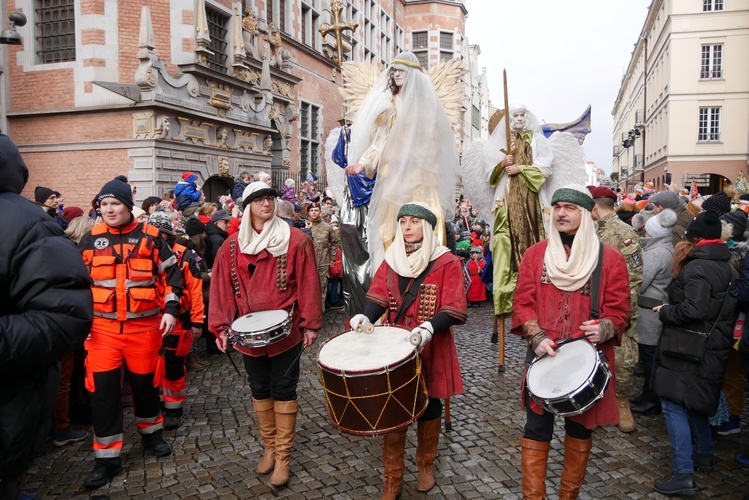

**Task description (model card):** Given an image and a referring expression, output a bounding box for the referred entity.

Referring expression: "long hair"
[672,237,698,278]
[64,215,95,244]
[386,68,401,95]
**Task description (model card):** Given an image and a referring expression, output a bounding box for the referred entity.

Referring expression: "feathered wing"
[545,131,588,197]
[324,127,346,204]
[339,61,383,122]
[427,58,467,130]
[461,140,497,234]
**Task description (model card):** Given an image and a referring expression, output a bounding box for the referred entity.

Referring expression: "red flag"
[690,178,699,199]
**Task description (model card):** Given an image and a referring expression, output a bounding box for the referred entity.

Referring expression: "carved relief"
[261,22,284,68]
[242,8,259,60]
[155,115,170,139]
[271,79,295,99]
[174,117,213,145]
[218,156,230,177]
[233,129,264,153]
[216,126,229,149]
[263,135,273,154]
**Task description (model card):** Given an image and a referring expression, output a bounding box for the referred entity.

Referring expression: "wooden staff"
[444,398,452,431]
[498,314,505,373]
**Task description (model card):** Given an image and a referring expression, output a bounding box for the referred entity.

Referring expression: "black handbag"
[659,285,731,363]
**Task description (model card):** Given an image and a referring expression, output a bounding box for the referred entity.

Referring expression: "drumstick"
[282,344,307,377]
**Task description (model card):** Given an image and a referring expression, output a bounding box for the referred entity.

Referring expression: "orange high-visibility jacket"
[79,218,183,333]
[172,242,205,327]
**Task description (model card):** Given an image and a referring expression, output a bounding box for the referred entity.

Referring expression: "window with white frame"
[698,106,721,142]
[703,0,724,11]
[300,102,321,175]
[205,5,230,73]
[266,0,287,32]
[411,31,428,68]
[35,0,76,64]
[439,31,453,62]
[700,44,722,79]
[301,1,320,50]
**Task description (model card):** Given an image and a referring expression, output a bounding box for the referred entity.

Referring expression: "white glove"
[409,322,434,351]
[350,314,373,333]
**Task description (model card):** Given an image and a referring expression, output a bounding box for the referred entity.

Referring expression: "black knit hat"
[34,186,55,204]
[721,210,748,242]
[184,217,206,236]
[685,209,722,240]
[701,192,731,216]
[97,179,134,210]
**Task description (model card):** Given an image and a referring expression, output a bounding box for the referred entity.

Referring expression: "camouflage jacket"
[596,211,643,318]
[309,218,340,270]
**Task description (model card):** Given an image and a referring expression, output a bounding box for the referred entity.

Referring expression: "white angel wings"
[338,58,466,129]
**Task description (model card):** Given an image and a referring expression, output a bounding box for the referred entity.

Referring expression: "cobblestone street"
[26,305,749,499]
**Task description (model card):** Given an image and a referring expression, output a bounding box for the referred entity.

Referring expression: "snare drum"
[526,340,611,417]
[317,326,428,436]
[227,310,292,348]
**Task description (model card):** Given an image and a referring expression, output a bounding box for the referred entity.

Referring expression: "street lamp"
[621,128,641,191]
[0,12,26,45]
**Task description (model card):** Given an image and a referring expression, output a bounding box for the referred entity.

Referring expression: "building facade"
[0,0,480,210]
[612,0,749,195]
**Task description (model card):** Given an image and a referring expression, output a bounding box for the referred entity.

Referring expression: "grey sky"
[464,0,652,176]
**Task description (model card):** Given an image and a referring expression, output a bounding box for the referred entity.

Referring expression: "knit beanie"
[721,210,748,242]
[62,206,84,222]
[34,185,55,204]
[148,209,174,235]
[551,184,595,212]
[644,208,677,239]
[182,171,196,181]
[184,217,206,236]
[97,179,134,210]
[701,192,731,216]
[685,209,722,240]
[397,202,438,229]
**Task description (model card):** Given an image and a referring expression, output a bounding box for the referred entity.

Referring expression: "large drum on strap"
[317,326,428,436]
[526,340,611,417]
[227,310,292,348]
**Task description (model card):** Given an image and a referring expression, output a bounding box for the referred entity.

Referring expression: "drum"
[227,310,292,348]
[526,340,611,417]
[317,326,429,436]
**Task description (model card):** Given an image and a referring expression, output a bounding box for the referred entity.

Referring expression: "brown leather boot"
[270,400,298,487]
[559,435,593,500]
[617,396,635,433]
[416,418,441,492]
[520,437,550,500]
[185,352,205,372]
[252,398,276,475]
[381,429,407,500]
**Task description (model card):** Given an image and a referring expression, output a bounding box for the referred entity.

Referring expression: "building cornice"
[403,0,468,16]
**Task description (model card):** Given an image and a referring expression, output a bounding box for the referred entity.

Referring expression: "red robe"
[511,240,631,428]
[466,258,486,302]
[366,252,468,399]
[209,228,323,357]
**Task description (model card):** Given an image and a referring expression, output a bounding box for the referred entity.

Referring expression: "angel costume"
[347,52,459,276]
[479,105,553,315]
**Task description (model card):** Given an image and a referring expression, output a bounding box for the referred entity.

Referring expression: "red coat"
[209,228,323,357]
[466,258,486,302]
[511,240,631,428]
[366,252,468,399]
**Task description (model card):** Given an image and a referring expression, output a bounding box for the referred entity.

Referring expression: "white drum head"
[231,310,288,333]
[527,341,598,400]
[318,326,415,372]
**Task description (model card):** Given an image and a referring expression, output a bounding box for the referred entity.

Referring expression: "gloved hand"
[409,322,434,351]
[350,314,373,333]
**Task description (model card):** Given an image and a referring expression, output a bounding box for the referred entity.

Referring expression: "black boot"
[631,400,661,415]
[654,473,698,496]
[693,454,714,472]
[141,429,172,457]
[83,458,122,489]
[163,409,183,430]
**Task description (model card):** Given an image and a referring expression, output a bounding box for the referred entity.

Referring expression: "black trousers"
[242,342,302,401]
[419,397,443,422]
[523,394,592,442]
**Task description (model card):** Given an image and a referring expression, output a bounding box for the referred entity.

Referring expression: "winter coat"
[232,179,250,202]
[174,177,202,211]
[281,185,296,203]
[671,204,692,246]
[653,241,737,416]
[204,221,228,270]
[0,135,93,481]
[736,249,749,365]
[636,233,674,346]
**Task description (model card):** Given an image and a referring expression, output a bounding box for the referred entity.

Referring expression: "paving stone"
[22,306,749,498]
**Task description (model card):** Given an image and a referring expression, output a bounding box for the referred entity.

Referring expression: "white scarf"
[238,182,290,256]
[543,207,600,291]
[384,216,449,278]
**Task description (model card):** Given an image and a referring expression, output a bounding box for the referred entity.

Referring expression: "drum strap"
[394,260,436,325]
[590,242,604,320]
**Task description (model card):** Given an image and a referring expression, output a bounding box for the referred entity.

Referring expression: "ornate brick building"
[0,0,475,209]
